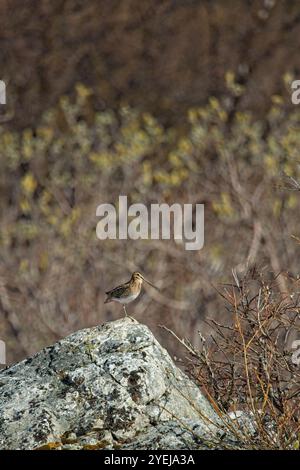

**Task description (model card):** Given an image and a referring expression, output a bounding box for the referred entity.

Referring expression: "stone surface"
[0,318,229,450]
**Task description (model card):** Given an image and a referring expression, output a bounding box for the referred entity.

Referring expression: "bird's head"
[131,272,160,290]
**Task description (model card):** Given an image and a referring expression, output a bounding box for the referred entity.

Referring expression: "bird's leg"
[123,305,127,317]
[123,304,135,322]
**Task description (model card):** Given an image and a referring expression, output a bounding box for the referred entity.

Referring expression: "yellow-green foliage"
[1,80,300,252]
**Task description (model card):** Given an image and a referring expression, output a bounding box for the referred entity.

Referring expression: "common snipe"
[104,272,159,317]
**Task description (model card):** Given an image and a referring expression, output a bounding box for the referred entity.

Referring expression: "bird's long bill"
[142,275,160,291]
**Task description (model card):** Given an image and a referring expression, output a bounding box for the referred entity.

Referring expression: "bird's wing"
[105,282,130,297]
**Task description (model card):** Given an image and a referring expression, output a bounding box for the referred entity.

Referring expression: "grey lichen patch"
[0,317,224,450]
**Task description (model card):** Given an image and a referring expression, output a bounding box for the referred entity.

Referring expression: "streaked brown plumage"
[104,272,159,317]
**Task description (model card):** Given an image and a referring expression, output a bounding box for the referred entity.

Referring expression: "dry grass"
[164,269,300,449]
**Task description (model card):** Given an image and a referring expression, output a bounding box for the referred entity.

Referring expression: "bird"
[104,271,159,317]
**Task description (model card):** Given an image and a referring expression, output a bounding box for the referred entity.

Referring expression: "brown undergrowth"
[164,269,300,449]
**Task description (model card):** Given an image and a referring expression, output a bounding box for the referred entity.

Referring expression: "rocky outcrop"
[0,318,231,450]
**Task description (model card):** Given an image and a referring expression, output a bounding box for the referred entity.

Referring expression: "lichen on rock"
[0,318,226,450]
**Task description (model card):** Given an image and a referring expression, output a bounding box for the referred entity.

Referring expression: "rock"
[0,318,228,450]
[227,410,277,445]
[228,411,257,437]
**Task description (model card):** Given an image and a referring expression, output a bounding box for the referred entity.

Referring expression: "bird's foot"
[122,306,135,321]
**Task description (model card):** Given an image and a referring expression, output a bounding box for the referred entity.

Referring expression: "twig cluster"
[167,269,300,449]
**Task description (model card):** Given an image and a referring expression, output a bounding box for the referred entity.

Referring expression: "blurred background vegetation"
[1,0,300,364]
